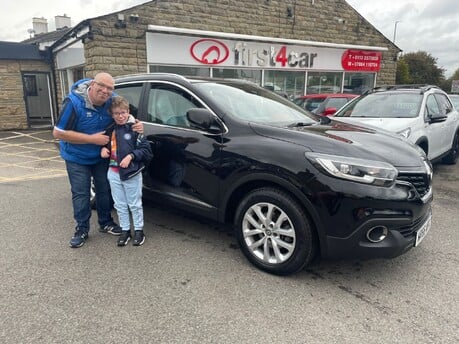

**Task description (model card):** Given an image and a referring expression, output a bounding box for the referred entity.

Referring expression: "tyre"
[442,132,458,165]
[234,187,316,275]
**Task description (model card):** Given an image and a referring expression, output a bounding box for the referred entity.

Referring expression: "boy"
[101,96,153,246]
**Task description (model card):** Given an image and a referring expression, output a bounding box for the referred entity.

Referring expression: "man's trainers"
[69,230,89,248]
[99,223,122,236]
[133,230,145,246]
[117,231,131,246]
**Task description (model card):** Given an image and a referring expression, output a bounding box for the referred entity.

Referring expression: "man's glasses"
[112,111,128,117]
[94,81,114,92]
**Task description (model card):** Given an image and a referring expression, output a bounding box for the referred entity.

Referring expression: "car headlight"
[305,152,398,186]
[397,128,411,138]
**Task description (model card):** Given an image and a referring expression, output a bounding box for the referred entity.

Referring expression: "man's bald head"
[88,72,115,106]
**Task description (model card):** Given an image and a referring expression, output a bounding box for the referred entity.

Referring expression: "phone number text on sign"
[341,50,382,72]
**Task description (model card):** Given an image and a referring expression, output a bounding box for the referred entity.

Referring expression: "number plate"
[415,213,432,247]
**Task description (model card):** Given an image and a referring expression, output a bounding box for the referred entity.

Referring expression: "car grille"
[396,173,431,198]
[395,211,431,238]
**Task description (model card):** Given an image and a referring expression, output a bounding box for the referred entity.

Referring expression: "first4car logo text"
[190,39,318,68]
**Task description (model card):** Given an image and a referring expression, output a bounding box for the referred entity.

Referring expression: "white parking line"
[0,130,67,183]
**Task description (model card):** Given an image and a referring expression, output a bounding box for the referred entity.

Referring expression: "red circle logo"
[190,39,229,65]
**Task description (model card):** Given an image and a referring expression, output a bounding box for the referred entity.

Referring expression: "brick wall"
[0,60,52,130]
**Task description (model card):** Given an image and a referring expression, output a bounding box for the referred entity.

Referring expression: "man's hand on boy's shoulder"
[132,119,144,134]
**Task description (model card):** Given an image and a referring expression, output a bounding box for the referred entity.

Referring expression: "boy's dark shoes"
[69,230,89,248]
[100,223,122,236]
[133,230,145,246]
[117,231,131,246]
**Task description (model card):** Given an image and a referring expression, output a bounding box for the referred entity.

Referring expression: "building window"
[73,68,84,82]
[343,73,375,94]
[212,68,261,84]
[149,65,210,77]
[60,71,69,96]
[263,70,305,100]
[307,72,343,94]
[59,67,84,98]
[23,75,38,96]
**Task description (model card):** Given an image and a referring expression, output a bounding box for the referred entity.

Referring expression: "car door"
[137,81,224,220]
[424,94,447,159]
[434,93,456,155]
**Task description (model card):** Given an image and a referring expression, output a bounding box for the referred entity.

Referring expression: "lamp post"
[393,21,401,43]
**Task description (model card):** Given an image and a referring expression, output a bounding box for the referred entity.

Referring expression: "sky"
[1,0,457,78]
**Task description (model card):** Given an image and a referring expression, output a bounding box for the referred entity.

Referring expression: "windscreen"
[334,92,422,118]
[194,81,316,126]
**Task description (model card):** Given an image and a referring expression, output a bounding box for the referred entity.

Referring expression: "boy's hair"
[110,96,129,113]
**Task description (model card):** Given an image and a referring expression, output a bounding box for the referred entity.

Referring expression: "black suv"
[112,73,433,275]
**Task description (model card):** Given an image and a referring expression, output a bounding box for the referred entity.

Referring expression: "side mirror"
[429,113,447,123]
[187,108,222,133]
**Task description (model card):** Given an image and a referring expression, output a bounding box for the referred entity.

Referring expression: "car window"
[305,98,325,112]
[194,82,313,125]
[147,84,203,127]
[449,95,459,109]
[425,94,441,117]
[326,98,349,109]
[434,93,453,115]
[114,83,143,118]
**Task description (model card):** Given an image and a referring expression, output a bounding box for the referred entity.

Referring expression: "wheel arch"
[415,136,429,155]
[219,173,325,253]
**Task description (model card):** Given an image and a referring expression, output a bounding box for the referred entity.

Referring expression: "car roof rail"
[372,84,440,94]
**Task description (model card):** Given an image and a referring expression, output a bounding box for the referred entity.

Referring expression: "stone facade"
[0,60,52,130]
[2,0,399,129]
[74,0,399,91]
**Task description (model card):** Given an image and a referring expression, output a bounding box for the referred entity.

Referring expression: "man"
[53,72,143,248]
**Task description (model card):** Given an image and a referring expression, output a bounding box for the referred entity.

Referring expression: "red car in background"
[294,93,359,116]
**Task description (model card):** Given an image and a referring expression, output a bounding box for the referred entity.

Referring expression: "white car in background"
[333,85,459,164]
[449,94,459,109]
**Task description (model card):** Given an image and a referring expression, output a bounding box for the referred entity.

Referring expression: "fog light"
[366,226,388,243]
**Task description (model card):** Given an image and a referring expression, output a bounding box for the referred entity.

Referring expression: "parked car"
[96,74,433,275]
[448,94,459,109]
[333,85,459,164]
[293,93,359,116]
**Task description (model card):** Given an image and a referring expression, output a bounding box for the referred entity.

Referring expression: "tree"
[396,51,445,86]
[440,68,459,93]
[396,59,411,84]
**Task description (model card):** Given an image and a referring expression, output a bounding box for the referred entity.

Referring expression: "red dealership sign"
[190,38,229,65]
[341,50,382,72]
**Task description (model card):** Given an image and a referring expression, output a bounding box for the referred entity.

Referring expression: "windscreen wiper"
[287,122,315,128]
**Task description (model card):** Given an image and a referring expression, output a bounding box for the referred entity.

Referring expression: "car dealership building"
[0,0,400,130]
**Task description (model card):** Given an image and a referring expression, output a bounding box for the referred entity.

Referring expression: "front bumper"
[322,207,432,260]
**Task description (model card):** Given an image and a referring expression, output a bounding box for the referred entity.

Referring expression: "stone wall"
[55,0,399,106]
[0,60,52,130]
[82,0,398,80]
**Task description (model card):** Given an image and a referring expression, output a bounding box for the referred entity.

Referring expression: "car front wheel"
[235,187,316,275]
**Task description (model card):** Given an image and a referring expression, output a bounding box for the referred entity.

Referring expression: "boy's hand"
[120,154,133,168]
[101,147,110,158]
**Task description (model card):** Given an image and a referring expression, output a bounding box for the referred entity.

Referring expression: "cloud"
[346,0,458,78]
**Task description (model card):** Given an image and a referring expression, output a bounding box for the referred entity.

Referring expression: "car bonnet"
[249,121,425,168]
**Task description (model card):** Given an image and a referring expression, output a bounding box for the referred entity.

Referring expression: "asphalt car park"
[0,129,458,343]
